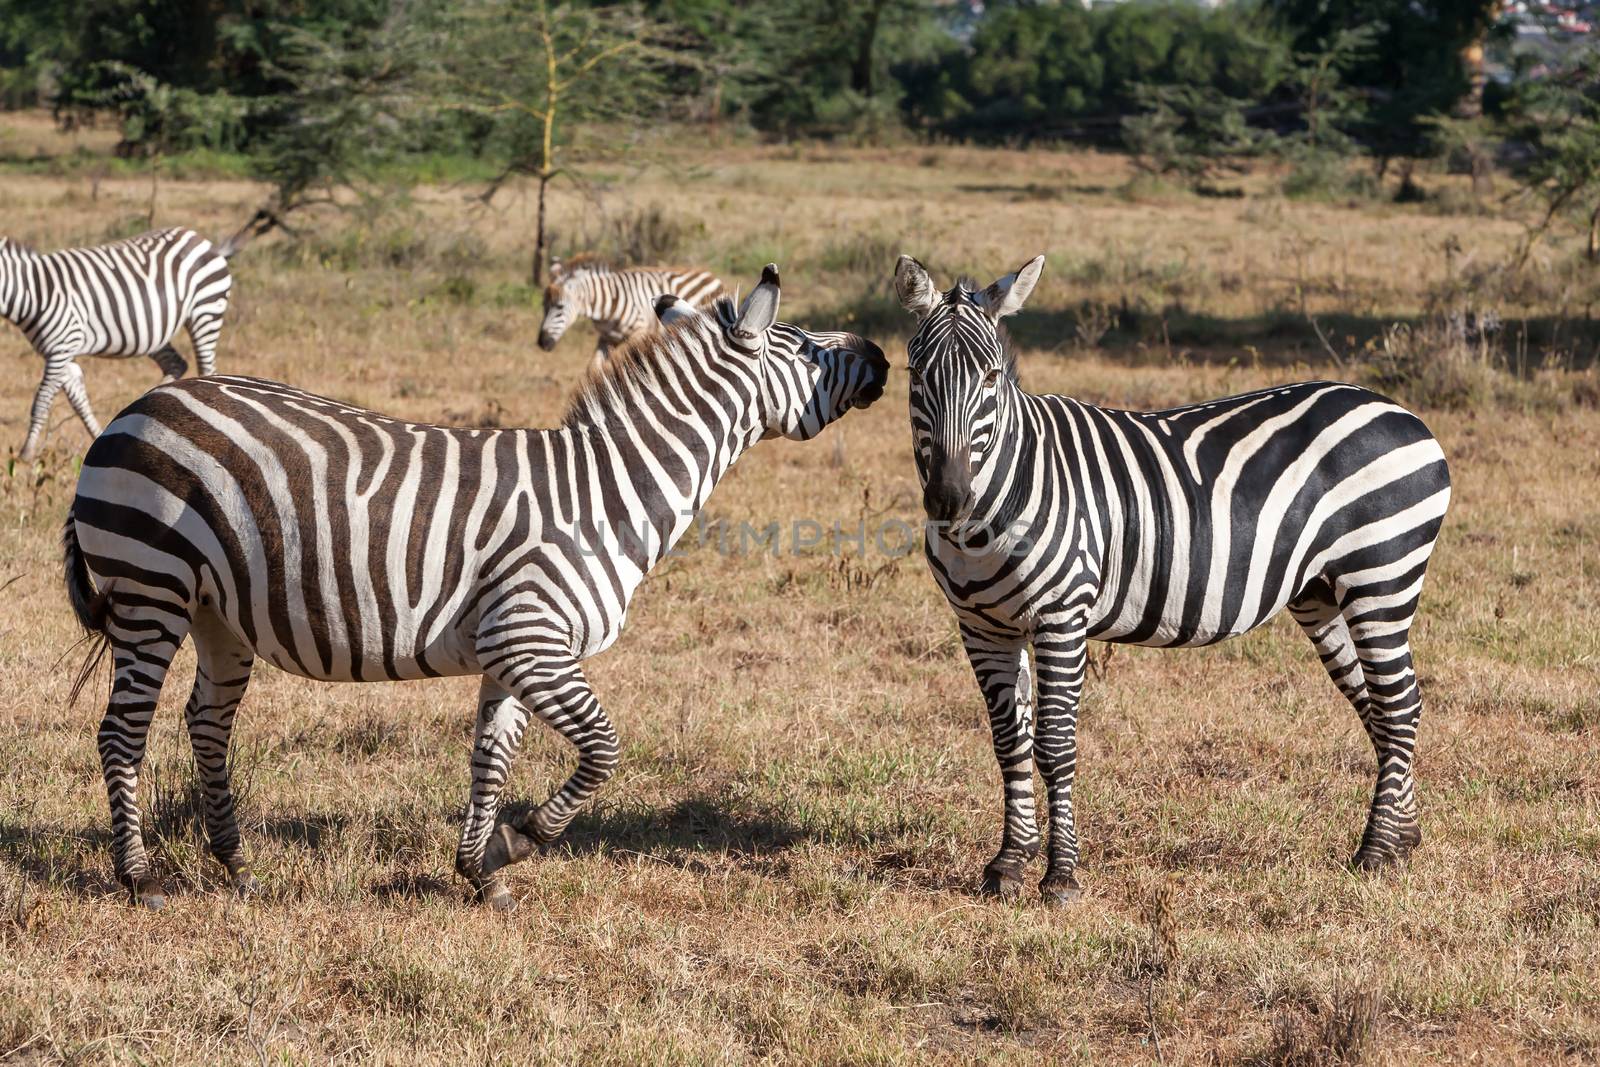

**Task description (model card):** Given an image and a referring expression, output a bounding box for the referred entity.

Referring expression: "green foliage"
[1275,25,1379,198]
[1265,0,1501,157]
[71,62,256,155]
[903,1,1293,143]
[1503,47,1600,266]
[1122,84,1260,186]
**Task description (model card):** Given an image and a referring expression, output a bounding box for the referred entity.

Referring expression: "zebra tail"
[61,506,111,707]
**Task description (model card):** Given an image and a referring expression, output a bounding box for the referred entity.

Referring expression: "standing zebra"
[538,256,725,370]
[895,254,1450,903]
[63,265,887,911]
[0,227,232,461]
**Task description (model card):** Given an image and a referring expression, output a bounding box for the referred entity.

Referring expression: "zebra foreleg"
[100,625,187,910]
[498,655,621,851]
[455,678,534,910]
[19,356,72,461]
[1033,625,1087,904]
[150,345,188,384]
[961,626,1040,899]
[183,616,258,896]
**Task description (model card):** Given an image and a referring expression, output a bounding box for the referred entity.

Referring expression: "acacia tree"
[1507,48,1600,269]
[420,0,681,283]
[221,8,426,255]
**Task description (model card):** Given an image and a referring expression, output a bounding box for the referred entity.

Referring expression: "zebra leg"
[183,615,258,896]
[491,653,621,858]
[454,677,533,911]
[186,310,223,376]
[1033,626,1088,904]
[1295,574,1423,868]
[19,356,71,461]
[149,345,188,384]
[1289,577,1370,718]
[961,626,1040,899]
[1343,598,1425,870]
[60,362,101,442]
[100,628,187,910]
[590,341,611,373]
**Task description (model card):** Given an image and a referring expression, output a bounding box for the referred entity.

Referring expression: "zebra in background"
[0,227,232,461]
[63,265,888,912]
[895,253,1450,904]
[538,255,725,370]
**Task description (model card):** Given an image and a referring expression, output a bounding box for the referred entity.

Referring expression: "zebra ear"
[654,293,697,327]
[733,264,780,342]
[979,254,1045,320]
[895,254,938,318]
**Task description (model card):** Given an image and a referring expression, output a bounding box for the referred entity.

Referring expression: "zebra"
[894,253,1451,904]
[63,265,888,912]
[0,227,232,462]
[538,255,725,370]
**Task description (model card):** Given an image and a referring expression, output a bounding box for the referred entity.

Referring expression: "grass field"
[1,114,1598,1063]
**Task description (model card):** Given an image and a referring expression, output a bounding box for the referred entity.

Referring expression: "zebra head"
[538,262,583,350]
[895,253,1044,525]
[655,266,889,440]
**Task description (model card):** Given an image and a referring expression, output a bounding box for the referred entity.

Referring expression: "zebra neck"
[0,254,38,323]
[556,377,760,574]
[954,392,1043,552]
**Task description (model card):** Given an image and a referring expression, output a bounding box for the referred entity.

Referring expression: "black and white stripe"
[63,265,887,910]
[896,254,1451,903]
[0,227,232,460]
[538,257,725,370]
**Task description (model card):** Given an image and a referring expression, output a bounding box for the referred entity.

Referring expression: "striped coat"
[64,266,888,910]
[897,254,1450,903]
[0,227,231,460]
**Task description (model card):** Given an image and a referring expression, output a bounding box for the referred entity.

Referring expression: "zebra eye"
[982,368,1001,388]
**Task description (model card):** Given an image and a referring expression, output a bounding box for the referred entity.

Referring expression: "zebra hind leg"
[186,308,224,376]
[183,614,259,896]
[1290,576,1422,869]
[100,619,190,910]
[150,345,188,384]
[1343,593,1425,870]
[454,678,534,911]
[60,363,101,443]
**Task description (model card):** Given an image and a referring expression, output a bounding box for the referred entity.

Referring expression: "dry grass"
[0,118,1597,1064]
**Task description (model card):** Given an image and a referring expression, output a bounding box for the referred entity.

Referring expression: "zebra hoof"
[479,882,517,912]
[130,878,166,912]
[1351,847,1410,872]
[979,868,1026,901]
[1039,873,1083,905]
[481,824,536,877]
[233,872,263,898]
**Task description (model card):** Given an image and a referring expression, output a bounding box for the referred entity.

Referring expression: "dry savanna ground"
[0,114,1598,1063]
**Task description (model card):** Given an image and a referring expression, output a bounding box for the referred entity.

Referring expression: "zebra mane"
[0,236,38,255]
[559,313,721,430]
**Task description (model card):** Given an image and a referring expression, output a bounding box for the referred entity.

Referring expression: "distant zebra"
[64,265,887,911]
[539,256,724,370]
[895,254,1451,903]
[0,227,232,461]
